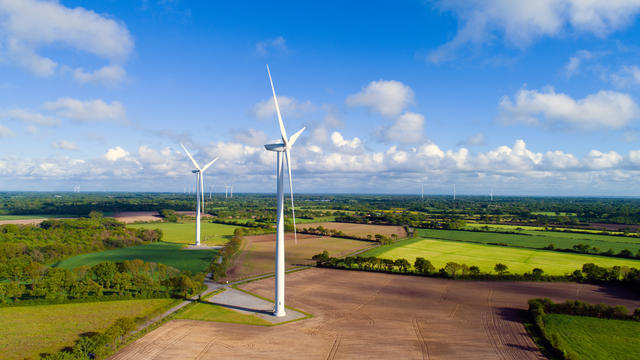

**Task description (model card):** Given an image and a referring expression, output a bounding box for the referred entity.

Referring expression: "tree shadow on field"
[496,307,527,324]
[592,283,640,303]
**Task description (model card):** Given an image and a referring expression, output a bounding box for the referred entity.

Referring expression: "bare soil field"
[175,211,213,218]
[112,211,162,223]
[225,234,374,281]
[0,218,48,226]
[297,222,407,238]
[112,268,640,360]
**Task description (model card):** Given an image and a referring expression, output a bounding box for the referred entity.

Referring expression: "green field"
[0,298,176,360]
[543,314,640,360]
[174,301,271,326]
[55,242,217,274]
[129,221,239,246]
[363,238,640,275]
[417,228,640,254]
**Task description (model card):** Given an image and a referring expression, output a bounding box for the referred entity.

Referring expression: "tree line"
[312,252,640,292]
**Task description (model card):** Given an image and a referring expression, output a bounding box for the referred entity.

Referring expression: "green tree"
[494,263,508,275]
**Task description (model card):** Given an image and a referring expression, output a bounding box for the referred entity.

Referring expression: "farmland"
[226,233,375,280]
[55,242,217,273]
[542,314,640,360]
[417,228,640,254]
[297,222,407,238]
[174,301,272,326]
[362,237,640,275]
[129,221,239,246]
[113,268,640,359]
[0,298,177,360]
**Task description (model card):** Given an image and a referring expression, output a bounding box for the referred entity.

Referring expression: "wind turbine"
[180,144,219,246]
[453,183,456,200]
[264,65,305,317]
[421,183,424,200]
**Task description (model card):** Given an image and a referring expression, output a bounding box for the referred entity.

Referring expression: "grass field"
[543,314,640,360]
[174,301,272,326]
[0,298,177,360]
[417,228,640,254]
[128,221,239,246]
[0,214,75,220]
[55,242,217,274]
[362,238,640,275]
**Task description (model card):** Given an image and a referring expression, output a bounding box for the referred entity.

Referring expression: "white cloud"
[630,150,640,165]
[476,139,542,171]
[43,98,126,123]
[0,124,14,137]
[428,0,640,62]
[52,140,77,150]
[499,87,639,130]
[256,36,288,56]
[252,96,315,119]
[0,0,133,77]
[565,50,592,77]
[458,132,486,146]
[104,146,130,162]
[346,80,414,117]
[584,149,623,169]
[610,65,640,88]
[544,150,580,169]
[331,131,362,151]
[384,112,424,143]
[73,65,126,84]
[4,108,59,126]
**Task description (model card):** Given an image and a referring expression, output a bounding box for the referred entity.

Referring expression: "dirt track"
[112,268,640,359]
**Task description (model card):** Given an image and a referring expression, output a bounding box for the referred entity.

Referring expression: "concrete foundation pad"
[207,287,308,324]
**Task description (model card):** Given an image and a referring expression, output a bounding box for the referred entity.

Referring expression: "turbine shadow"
[204,300,274,315]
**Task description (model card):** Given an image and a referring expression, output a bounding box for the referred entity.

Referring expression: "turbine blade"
[285,149,297,244]
[266,65,288,145]
[288,127,305,147]
[180,143,201,170]
[201,157,219,172]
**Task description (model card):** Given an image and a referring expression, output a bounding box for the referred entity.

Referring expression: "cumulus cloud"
[4,139,640,193]
[52,140,77,150]
[0,0,133,77]
[384,112,424,143]
[255,36,288,56]
[458,132,486,147]
[3,108,59,126]
[0,124,14,137]
[43,98,126,123]
[428,0,640,62]
[610,65,640,88]
[73,65,126,84]
[499,87,639,130]
[346,80,414,117]
[252,96,315,119]
[104,146,129,161]
[331,131,362,152]
[584,149,623,169]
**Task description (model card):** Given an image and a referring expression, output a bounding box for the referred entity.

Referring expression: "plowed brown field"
[297,222,407,238]
[112,268,640,360]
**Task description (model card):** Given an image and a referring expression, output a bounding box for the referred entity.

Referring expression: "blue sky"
[2,0,640,195]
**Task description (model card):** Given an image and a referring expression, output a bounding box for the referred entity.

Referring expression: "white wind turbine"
[180,144,219,246]
[264,65,305,317]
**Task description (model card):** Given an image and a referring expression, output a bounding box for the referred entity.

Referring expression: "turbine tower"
[180,144,218,246]
[264,65,305,317]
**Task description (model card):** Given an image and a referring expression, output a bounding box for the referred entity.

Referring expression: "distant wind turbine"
[180,144,219,246]
[264,65,305,317]
[453,184,456,200]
